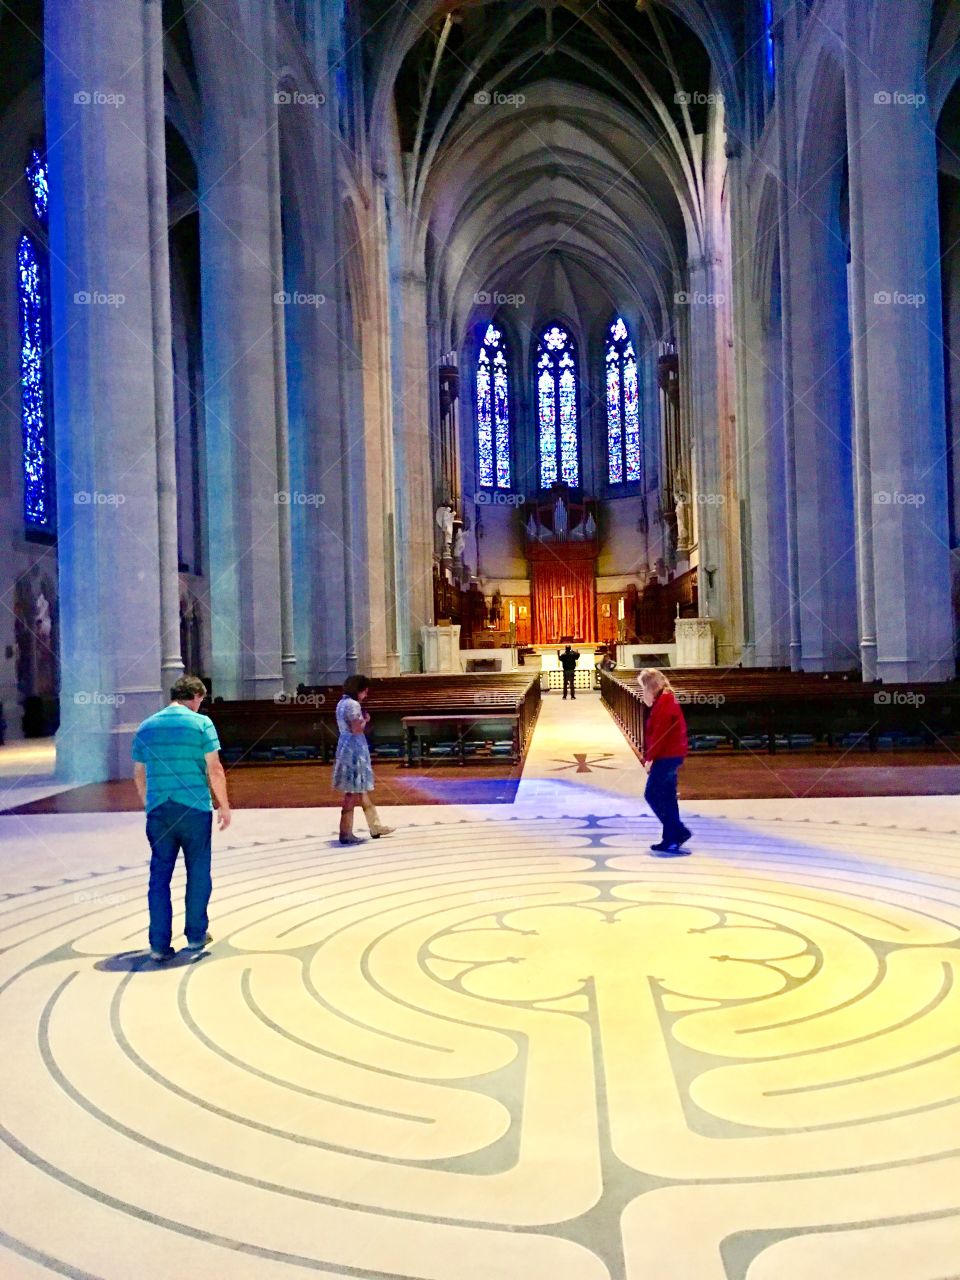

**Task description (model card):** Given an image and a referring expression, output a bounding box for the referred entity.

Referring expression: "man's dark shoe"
[149,946,175,962]
[677,827,692,847]
[184,932,212,952]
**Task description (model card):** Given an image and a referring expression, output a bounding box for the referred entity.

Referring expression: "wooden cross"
[553,583,574,637]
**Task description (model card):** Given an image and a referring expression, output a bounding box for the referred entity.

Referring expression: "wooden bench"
[402,713,521,766]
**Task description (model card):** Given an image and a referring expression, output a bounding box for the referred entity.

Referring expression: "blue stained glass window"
[476,323,511,488]
[19,146,54,533]
[606,316,642,485]
[25,148,48,224]
[537,324,579,487]
[19,234,52,529]
[763,0,775,84]
[606,349,622,484]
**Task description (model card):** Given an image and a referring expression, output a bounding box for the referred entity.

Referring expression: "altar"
[525,486,598,644]
[535,644,598,673]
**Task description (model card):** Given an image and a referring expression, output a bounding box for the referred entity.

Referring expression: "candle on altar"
[617,596,625,621]
[509,600,516,624]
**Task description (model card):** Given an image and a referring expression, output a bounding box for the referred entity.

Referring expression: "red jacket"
[643,688,688,762]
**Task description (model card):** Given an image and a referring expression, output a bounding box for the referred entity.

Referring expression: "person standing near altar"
[559,644,580,699]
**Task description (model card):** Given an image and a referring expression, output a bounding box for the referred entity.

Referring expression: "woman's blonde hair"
[637,667,672,694]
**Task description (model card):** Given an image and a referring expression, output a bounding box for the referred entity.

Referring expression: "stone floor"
[2,695,960,1278]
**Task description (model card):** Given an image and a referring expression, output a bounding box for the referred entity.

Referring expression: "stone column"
[44,0,173,781]
[844,3,954,682]
[356,172,398,676]
[394,266,435,670]
[145,0,184,691]
[266,88,297,694]
[685,252,731,638]
[773,23,803,670]
[780,94,859,671]
[192,0,283,699]
[727,145,789,668]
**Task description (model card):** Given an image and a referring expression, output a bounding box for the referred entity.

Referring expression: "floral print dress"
[332,696,375,793]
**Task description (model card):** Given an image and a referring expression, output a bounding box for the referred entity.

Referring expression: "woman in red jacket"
[638,668,692,856]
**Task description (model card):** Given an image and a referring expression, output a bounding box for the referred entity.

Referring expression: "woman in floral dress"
[333,675,394,844]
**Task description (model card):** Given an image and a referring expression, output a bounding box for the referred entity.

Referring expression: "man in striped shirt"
[132,675,231,961]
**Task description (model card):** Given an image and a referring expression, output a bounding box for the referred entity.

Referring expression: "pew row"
[600,669,960,754]
[206,674,541,767]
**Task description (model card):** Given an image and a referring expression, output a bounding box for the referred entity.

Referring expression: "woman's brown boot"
[338,807,364,845]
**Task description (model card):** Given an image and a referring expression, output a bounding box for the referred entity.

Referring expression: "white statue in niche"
[435,503,455,552]
[452,528,465,559]
[674,487,691,548]
[34,590,52,644]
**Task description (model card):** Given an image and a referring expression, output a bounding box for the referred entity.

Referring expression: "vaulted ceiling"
[363,0,741,347]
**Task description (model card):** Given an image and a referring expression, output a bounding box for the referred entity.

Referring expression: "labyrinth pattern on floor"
[2,814,960,1279]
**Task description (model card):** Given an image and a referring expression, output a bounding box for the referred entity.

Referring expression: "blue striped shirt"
[132,704,221,812]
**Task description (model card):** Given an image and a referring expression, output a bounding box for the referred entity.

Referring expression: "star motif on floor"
[550,752,617,773]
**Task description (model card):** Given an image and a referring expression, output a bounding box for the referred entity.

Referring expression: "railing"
[600,671,645,752]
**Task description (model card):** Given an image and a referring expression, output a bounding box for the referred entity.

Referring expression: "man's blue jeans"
[146,801,212,951]
[644,757,687,844]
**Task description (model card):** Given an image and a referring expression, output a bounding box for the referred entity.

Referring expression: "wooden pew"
[600,669,960,754]
[206,673,542,766]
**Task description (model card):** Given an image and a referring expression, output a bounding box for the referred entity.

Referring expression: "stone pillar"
[266,88,297,694]
[145,0,184,691]
[44,0,173,780]
[727,145,789,668]
[394,266,435,671]
[844,4,954,682]
[773,23,803,671]
[354,173,398,676]
[781,95,859,671]
[685,253,732,641]
[193,0,284,699]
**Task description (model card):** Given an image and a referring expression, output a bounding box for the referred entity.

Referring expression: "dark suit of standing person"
[559,645,580,699]
[132,675,231,962]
